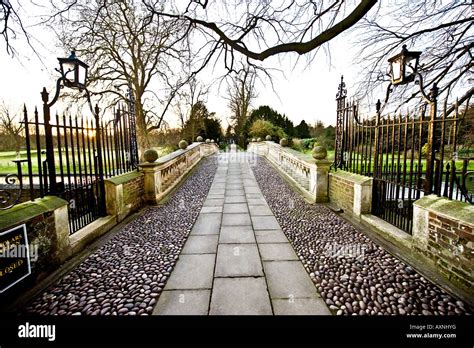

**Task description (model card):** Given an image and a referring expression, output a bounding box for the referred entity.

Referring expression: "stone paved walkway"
[152,152,330,315]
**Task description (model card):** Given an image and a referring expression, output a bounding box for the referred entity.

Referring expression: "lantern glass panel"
[62,61,76,83]
[78,64,87,86]
[391,60,402,83]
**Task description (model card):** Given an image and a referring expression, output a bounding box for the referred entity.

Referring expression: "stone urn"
[205,139,211,143]
[196,136,203,142]
[265,135,272,141]
[179,140,188,150]
[143,149,158,163]
[280,138,288,147]
[312,144,327,160]
[257,137,262,142]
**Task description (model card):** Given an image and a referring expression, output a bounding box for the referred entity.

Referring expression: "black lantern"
[58,51,89,90]
[388,45,421,85]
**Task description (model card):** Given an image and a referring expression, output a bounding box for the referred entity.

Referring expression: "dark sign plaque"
[0,224,31,293]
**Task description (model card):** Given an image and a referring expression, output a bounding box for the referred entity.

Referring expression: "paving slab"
[222,213,252,226]
[165,254,215,290]
[226,189,245,196]
[153,290,211,315]
[200,206,223,213]
[245,186,262,194]
[223,203,248,214]
[191,213,221,235]
[219,225,256,244]
[259,243,299,261]
[209,278,272,315]
[224,196,247,203]
[248,205,273,216]
[272,298,331,315]
[255,229,289,243]
[182,235,219,254]
[247,198,267,206]
[208,189,225,195]
[203,198,225,207]
[245,193,264,199]
[251,216,281,230]
[215,244,263,277]
[263,260,318,299]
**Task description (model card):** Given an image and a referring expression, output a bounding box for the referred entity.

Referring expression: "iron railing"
[1,100,139,234]
[334,76,473,234]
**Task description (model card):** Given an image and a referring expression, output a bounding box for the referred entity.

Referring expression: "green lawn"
[290,148,473,193]
[0,146,174,175]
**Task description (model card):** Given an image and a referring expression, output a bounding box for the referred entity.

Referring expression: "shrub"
[249,119,287,141]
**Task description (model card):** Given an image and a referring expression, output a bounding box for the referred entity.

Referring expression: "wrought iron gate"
[334,76,473,234]
[20,98,138,234]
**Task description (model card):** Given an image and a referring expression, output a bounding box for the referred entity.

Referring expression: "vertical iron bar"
[23,106,34,201]
[401,112,409,231]
[416,106,426,199]
[86,118,94,223]
[395,113,402,229]
[69,115,78,233]
[449,100,459,199]
[423,84,438,194]
[41,88,57,194]
[75,116,85,230]
[34,107,44,197]
[95,104,106,216]
[55,113,65,193]
[118,106,126,174]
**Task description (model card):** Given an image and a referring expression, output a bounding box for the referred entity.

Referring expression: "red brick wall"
[123,174,145,213]
[329,174,354,213]
[425,212,473,288]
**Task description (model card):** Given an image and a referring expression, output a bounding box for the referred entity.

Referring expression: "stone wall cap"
[139,142,201,167]
[414,194,474,226]
[105,170,143,186]
[329,169,372,185]
[0,196,68,231]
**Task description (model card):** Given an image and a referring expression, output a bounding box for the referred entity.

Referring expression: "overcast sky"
[0,2,365,129]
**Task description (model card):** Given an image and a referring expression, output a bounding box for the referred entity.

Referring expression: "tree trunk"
[135,101,150,161]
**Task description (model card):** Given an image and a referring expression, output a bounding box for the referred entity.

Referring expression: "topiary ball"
[280,138,288,147]
[179,140,188,149]
[196,136,204,142]
[143,149,159,163]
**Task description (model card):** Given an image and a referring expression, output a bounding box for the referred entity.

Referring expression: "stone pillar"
[51,198,72,263]
[310,160,331,203]
[412,196,431,249]
[105,180,123,217]
[140,162,162,205]
[353,177,373,217]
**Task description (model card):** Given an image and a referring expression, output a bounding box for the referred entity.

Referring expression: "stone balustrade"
[140,142,218,204]
[248,141,330,203]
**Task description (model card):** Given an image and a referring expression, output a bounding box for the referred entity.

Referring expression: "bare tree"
[353,1,473,109]
[0,0,35,55]
[226,64,257,147]
[144,0,378,72]
[51,0,190,157]
[175,75,209,129]
[0,102,24,151]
